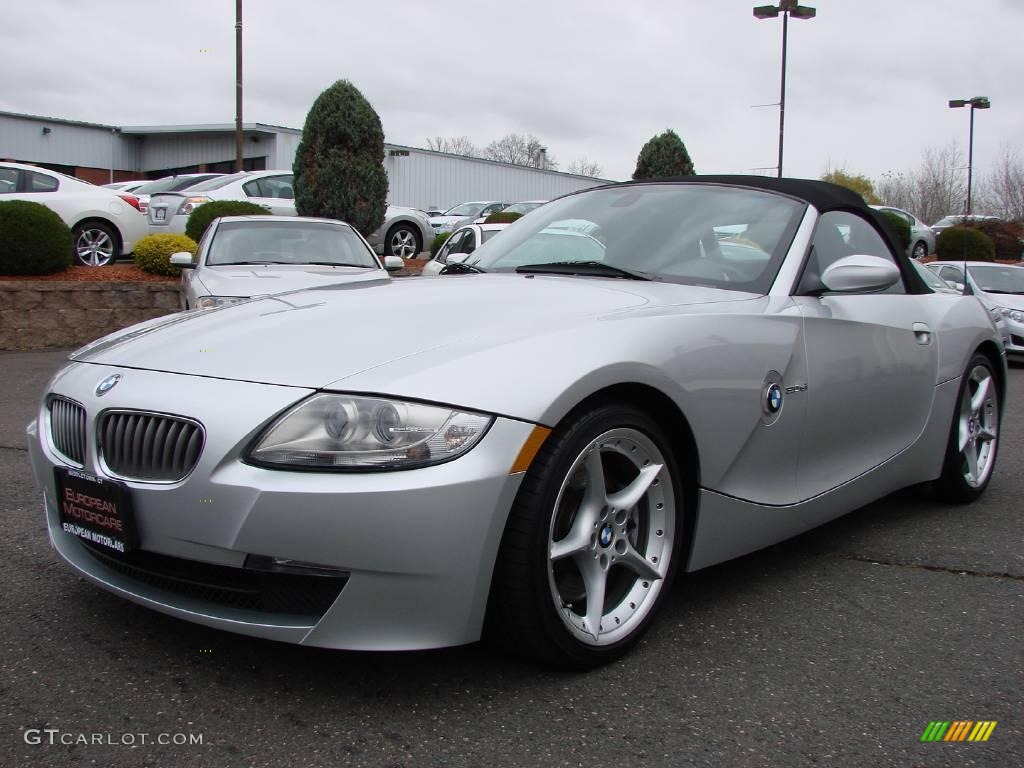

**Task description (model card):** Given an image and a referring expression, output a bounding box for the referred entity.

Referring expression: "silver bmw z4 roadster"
[27,177,1005,668]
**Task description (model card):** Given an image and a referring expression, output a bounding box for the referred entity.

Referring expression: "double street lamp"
[948,96,991,215]
[753,0,816,178]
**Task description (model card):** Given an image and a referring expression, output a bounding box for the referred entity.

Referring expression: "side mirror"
[820,255,900,293]
[383,255,404,271]
[169,252,195,269]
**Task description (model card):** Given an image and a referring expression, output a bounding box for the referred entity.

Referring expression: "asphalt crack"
[0,444,28,453]
[830,552,1024,582]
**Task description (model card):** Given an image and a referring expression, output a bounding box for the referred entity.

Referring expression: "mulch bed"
[0,265,176,283]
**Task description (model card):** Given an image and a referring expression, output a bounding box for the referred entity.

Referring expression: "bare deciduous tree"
[482,133,557,170]
[567,157,603,177]
[876,142,966,224]
[975,147,1024,222]
[425,136,479,157]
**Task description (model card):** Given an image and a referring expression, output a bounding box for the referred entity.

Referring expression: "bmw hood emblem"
[95,373,122,396]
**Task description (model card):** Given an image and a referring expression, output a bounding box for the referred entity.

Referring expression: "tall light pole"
[948,96,991,215]
[753,0,816,178]
[235,0,244,172]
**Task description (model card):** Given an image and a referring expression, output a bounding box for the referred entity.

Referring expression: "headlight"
[247,393,493,470]
[999,307,1023,323]
[178,196,212,215]
[196,295,246,310]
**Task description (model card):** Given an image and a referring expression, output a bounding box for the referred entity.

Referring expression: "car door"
[447,228,479,264]
[242,175,296,216]
[792,210,939,499]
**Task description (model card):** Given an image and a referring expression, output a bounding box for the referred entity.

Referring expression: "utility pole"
[235,0,244,172]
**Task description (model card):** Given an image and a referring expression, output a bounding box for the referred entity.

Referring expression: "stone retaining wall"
[0,281,180,351]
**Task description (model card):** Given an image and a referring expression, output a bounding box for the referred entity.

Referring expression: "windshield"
[206,220,379,268]
[466,183,805,293]
[503,201,545,215]
[187,173,250,192]
[444,202,486,217]
[134,175,218,195]
[967,264,1024,294]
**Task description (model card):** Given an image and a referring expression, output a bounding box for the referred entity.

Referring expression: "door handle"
[913,322,932,345]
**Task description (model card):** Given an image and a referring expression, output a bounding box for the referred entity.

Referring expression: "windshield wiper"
[440,261,486,274]
[515,261,651,281]
[303,261,374,268]
[217,260,291,265]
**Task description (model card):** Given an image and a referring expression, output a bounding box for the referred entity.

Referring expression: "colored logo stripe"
[921,721,996,742]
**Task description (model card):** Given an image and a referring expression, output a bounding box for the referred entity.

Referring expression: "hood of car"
[429,215,469,227]
[195,264,389,298]
[978,290,1024,310]
[71,276,753,389]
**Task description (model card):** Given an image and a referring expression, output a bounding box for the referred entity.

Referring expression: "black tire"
[72,220,119,266]
[932,354,1001,503]
[488,402,685,668]
[912,240,928,260]
[384,223,421,259]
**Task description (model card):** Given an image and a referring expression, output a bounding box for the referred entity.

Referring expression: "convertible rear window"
[467,183,805,294]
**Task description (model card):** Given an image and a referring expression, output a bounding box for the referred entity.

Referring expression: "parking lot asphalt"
[1,350,1021,768]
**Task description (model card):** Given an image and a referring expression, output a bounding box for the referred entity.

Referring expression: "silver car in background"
[168,216,403,309]
[871,205,935,259]
[147,170,433,258]
[26,178,1004,668]
[429,201,508,235]
[928,260,1024,359]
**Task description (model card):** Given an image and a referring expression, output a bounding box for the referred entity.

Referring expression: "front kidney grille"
[48,396,86,465]
[98,411,204,482]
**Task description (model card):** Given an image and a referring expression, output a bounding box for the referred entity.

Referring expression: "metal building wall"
[136,132,269,171]
[382,145,614,210]
[0,112,140,171]
[271,131,301,170]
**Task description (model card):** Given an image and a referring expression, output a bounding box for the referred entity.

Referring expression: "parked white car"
[0,161,147,266]
[147,170,433,258]
[870,205,936,259]
[429,201,508,235]
[421,223,511,276]
[102,180,148,194]
[169,216,404,309]
[128,173,224,215]
[927,261,1024,360]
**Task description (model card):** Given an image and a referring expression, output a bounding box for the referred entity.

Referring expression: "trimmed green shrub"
[633,129,695,180]
[430,232,453,257]
[293,80,388,237]
[483,211,523,224]
[133,233,198,276]
[879,210,912,252]
[184,200,269,243]
[0,200,73,275]
[936,226,995,262]
[962,219,1024,261]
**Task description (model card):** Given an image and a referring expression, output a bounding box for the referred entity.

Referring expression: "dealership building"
[0,110,612,210]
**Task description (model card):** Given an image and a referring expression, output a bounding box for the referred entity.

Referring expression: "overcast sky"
[2,0,1020,182]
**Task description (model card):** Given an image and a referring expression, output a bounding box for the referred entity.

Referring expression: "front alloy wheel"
[386,225,421,259]
[490,403,683,667]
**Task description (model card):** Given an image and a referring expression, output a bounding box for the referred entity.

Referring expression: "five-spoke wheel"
[934,354,1000,502]
[73,221,118,266]
[490,403,683,667]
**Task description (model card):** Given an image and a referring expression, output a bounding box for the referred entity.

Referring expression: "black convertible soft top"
[613,175,929,294]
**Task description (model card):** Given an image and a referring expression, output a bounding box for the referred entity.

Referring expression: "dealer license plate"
[154,208,166,222]
[54,468,138,554]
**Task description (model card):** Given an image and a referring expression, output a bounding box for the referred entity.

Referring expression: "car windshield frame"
[464,183,806,294]
[204,220,381,268]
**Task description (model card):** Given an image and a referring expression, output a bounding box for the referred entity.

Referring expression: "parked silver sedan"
[928,260,1024,359]
[870,205,935,259]
[27,178,1004,668]
[169,216,403,309]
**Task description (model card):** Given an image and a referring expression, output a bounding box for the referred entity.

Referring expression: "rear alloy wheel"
[912,240,928,260]
[73,221,118,266]
[385,224,421,259]
[933,354,1000,502]
[490,404,683,668]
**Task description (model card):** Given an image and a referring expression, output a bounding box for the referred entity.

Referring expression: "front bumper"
[27,362,532,650]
